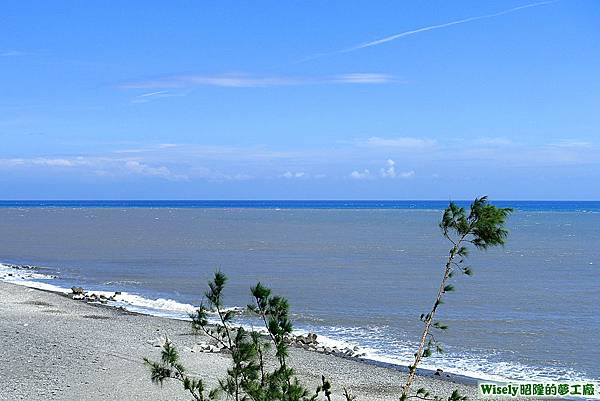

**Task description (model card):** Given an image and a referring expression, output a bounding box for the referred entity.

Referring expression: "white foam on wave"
[283,325,597,385]
[0,263,198,319]
[112,293,197,319]
[0,263,68,294]
[284,324,598,385]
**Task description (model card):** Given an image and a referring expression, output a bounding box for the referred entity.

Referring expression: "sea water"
[0,201,598,383]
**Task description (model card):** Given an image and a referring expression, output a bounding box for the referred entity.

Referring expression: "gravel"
[0,282,549,400]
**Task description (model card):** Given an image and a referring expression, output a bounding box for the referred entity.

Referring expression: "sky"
[1,1,599,200]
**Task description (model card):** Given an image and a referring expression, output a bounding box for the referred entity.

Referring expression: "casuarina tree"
[400,197,512,400]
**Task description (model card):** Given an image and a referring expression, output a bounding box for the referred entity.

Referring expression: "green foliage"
[440,197,512,249]
[250,282,294,366]
[144,337,220,401]
[432,322,448,331]
[402,197,511,400]
[147,271,325,401]
[316,375,332,401]
[448,389,469,401]
[401,387,468,401]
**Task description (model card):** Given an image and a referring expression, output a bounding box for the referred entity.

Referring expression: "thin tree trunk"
[401,245,458,396]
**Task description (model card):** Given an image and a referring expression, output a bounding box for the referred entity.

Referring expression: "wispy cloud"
[548,140,593,149]
[0,157,94,168]
[475,137,513,146]
[124,160,188,181]
[0,50,29,57]
[3,135,596,185]
[297,1,557,63]
[113,143,334,163]
[362,136,437,149]
[0,156,187,181]
[282,171,307,179]
[131,90,188,103]
[121,73,396,89]
[341,1,557,53]
[350,169,372,180]
[333,73,398,84]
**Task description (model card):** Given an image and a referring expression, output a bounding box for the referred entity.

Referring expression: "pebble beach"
[0,280,513,401]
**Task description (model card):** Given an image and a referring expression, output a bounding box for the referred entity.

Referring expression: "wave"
[1,262,597,387]
[290,325,594,384]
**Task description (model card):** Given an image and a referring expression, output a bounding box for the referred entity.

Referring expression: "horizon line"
[1,199,599,203]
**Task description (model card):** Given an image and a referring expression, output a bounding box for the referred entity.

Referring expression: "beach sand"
[0,281,544,401]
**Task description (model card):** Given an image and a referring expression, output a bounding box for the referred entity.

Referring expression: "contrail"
[296,0,557,63]
[343,0,557,52]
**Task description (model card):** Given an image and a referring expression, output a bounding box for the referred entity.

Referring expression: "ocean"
[1,200,598,384]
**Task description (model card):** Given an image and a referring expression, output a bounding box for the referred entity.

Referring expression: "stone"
[190,344,205,353]
[71,287,85,295]
[148,337,167,348]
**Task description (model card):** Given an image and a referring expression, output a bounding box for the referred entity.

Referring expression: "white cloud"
[121,73,395,89]
[549,140,593,149]
[333,73,396,84]
[380,159,397,178]
[0,50,28,57]
[138,91,169,97]
[378,159,414,179]
[0,158,80,167]
[476,137,513,146]
[124,161,188,181]
[131,90,187,103]
[5,134,595,186]
[189,166,252,182]
[364,136,437,149]
[121,74,293,89]
[350,169,371,180]
[34,158,75,167]
[0,156,189,181]
[282,171,307,179]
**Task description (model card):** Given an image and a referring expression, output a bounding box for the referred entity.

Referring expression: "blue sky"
[1,1,599,199]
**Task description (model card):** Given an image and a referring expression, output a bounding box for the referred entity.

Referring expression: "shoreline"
[1,280,547,401]
[0,263,497,387]
[2,271,477,386]
[1,262,591,394]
